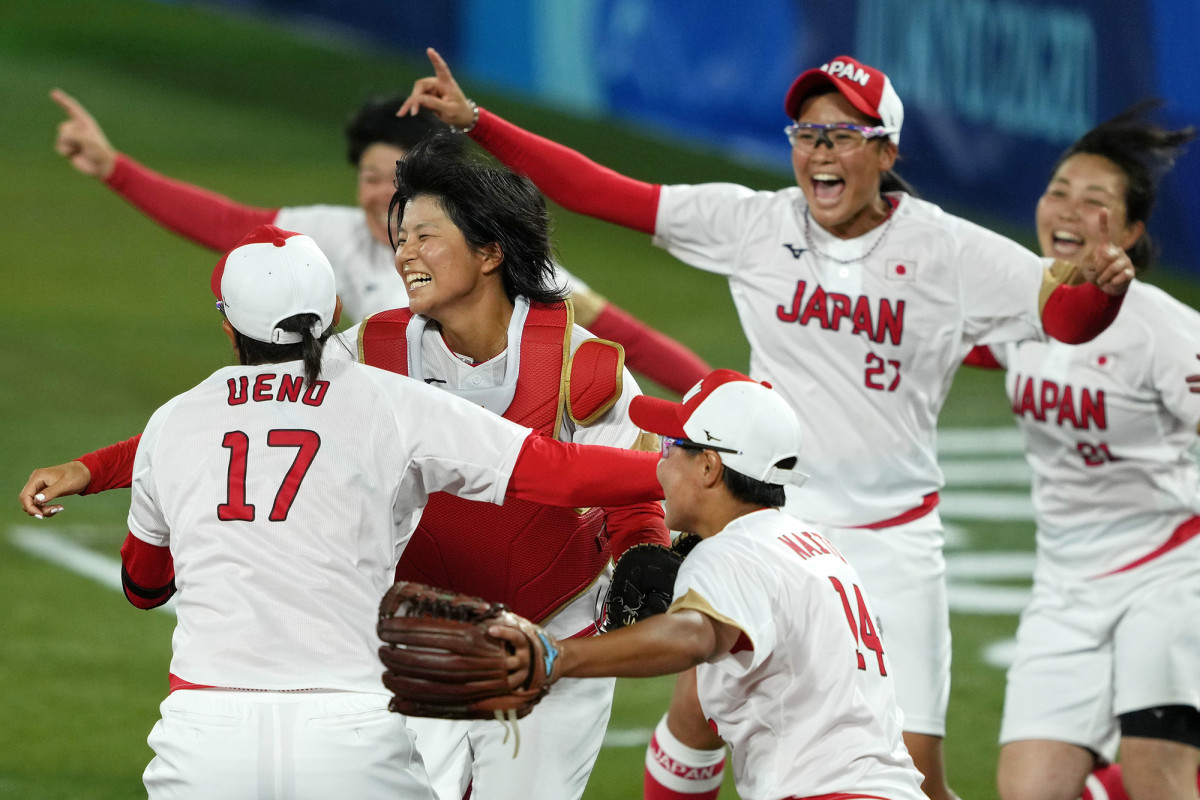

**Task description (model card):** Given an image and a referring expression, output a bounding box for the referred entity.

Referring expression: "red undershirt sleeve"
[507,434,664,507]
[603,501,669,561]
[470,109,661,235]
[105,153,279,252]
[587,304,711,396]
[963,346,1003,370]
[120,533,176,610]
[77,434,141,494]
[1041,282,1125,345]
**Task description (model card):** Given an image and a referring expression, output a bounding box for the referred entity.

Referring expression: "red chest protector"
[359,301,617,624]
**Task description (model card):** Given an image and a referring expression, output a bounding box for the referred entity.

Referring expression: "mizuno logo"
[782,244,807,259]
[704,429,721,442]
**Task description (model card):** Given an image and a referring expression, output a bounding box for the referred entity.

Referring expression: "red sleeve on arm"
[588,303,711,395]
[507,434,664,507]
[120,533,176,610]
[471,109,661,235]
[963,346,1003,370]
[105,153,279,252]
[1041,282,1125,344]
[77,434,141,494]
[603,501,669,561]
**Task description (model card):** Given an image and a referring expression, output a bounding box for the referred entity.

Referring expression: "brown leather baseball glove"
[377,582,560,720]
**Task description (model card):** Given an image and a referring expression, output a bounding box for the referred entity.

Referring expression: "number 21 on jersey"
[829,576,887,675]
[218,429,321,522]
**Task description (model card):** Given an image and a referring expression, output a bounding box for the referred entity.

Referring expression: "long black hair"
[344,95,464,165]
[234,314,331,387]
[389,134,566,305]
[1052,100,1194,272]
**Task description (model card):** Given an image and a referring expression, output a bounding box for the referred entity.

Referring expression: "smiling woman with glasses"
[402,48,1140,800]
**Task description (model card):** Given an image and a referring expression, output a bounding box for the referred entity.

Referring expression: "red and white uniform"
[129,357,533,799]
[333,298,663,800]
[982,281,1200,758]
[464,107,1116,736]
[670,508,926,800]
[655,185,1053,735]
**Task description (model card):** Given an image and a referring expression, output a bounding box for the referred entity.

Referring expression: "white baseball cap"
[210,225,337,344]
[784,55,904,145]
[630,369,808,487]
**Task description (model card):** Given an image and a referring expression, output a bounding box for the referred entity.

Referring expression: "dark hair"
[234,313,331,387]
[1051,100,1194,272]
[678,446,789,507]
[722,464,788,507]
[389,134,566,305]
[344,95,464,166]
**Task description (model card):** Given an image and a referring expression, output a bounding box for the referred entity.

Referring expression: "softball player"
[49,89,710,393]
[494,370,928,800]
[401,49,1136,800]
[103,224,661,799]
[965,105,1200,800]
[22,138,669,800]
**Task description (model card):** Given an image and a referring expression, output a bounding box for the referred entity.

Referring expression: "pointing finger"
[427,47,451,79]
[50,88,89,121]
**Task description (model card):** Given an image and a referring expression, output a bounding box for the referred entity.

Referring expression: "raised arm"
[1040,210,1133,344]
[51,89,277,252]
[400,48,660,234]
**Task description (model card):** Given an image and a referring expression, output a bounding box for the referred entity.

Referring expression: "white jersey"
[990,280,1200,577]
[127,357,531,694]
[672,509,925,800]
[275,205,583,324]
[275,205,409,322]
[654,185,1049,527]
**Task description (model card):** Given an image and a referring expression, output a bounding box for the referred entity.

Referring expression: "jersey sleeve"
[371,369,532,504]
[126,399,181,547]
[670,538,775,675]
[652,183,761,277]
[954,220,1048,346]
[1145,291,1200,428]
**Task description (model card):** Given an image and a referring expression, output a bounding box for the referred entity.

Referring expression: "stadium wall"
[175,0,1200,273]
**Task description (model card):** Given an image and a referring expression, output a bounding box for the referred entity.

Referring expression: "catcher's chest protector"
[360,302,618,623]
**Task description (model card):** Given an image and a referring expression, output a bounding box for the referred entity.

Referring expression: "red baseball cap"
[784,55,903,145]
[630,369,808,487]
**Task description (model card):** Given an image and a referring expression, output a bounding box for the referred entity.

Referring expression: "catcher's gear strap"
[358,301,574,439]
[565,338,624,426]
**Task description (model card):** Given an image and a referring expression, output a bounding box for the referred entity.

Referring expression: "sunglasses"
[660,436,742,457]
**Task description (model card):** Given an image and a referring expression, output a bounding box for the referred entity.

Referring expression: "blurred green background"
[2,1,1197,798]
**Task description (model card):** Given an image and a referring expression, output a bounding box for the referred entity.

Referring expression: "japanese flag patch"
[886,259,916,281]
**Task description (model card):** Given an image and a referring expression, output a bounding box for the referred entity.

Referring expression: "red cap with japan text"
[784,55,903,145]
[630,369,808,487]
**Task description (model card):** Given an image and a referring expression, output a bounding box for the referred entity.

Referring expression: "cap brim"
[628,395,688,438]
[784,68,881,123]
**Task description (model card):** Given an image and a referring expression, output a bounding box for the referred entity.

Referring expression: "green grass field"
[2,2,1198,798]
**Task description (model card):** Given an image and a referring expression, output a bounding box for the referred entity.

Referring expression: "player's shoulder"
[273,204,365,240]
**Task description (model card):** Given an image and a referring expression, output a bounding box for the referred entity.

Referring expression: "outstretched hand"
[1078,208,1135,296]
[50,89,118,180]
[18,461,91,519]
[397,48,476,130]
